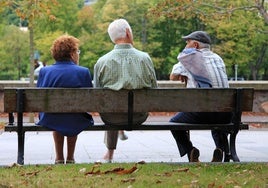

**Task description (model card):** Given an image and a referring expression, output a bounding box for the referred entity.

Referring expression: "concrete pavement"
[0,115,267,165]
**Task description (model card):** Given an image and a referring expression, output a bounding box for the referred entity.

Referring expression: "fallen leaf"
[21,170,40,177]
[85,165,138,176]
[121,178,135,183]
[79,168,86,173]
[116,166,138,175]
[85,164,102,175]
[104,167,125,174]
[156,180,162,184]
[137,161,146,164]
[207,182,215,188]
[190,180,200,187]
[45,166,53,171]
[173,168,189,173]
[225,180,239,185]
[85,169,101,175]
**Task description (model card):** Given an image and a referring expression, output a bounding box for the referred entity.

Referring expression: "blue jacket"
[36,61,94,136]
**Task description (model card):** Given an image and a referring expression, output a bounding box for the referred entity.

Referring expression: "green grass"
[0,162,267,188]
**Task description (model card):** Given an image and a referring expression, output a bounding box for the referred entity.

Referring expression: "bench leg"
[17,130,25,165]
[17,112,24,165]
[229,130,240,162]
[223,134,231,162]
[8,113,14,125]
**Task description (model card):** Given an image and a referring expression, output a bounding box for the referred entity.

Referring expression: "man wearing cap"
[169,31,232,162]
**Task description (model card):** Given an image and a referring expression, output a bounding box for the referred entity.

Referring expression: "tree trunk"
[29,26,35,87]
[29,26,35,123]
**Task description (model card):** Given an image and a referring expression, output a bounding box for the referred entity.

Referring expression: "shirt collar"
[114,43,133,49]
[199,48,210,52]
[54,61,76,65]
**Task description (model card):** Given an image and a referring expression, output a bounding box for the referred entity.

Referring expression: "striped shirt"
[94,44,157,90]
[200,48,229,88]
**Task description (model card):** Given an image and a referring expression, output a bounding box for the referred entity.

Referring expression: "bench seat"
[4,122,249,131]
[3,88,254,164]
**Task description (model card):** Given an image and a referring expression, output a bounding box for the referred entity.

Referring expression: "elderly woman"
[37,35,94,164]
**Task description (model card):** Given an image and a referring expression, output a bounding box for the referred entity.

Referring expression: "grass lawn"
[0,162,267,187]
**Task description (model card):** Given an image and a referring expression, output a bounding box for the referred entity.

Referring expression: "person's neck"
[115,38,133,45]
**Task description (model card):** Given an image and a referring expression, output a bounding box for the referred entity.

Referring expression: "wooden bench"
[4,88,254,165]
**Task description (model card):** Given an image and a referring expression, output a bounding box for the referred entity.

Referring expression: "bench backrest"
[4,88,254,113]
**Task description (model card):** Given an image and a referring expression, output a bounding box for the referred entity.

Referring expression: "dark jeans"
[170,112,233,157]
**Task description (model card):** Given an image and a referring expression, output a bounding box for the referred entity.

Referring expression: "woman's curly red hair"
[51,35,79,61]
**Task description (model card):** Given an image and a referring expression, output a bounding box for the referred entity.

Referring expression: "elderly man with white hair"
[94,19,157,162]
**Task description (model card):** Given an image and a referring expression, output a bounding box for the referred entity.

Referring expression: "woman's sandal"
[66,160,75,164]
[55,160,65,164]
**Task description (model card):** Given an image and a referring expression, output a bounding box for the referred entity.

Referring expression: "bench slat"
[4,88,129,113]
[4,122,248,131]
[4,88,254,113]
[133,88,254,112]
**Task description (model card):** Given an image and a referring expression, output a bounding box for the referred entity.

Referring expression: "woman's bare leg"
[67,135,77,162]
[53,131,65,162]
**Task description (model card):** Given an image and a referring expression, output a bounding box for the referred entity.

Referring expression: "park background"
[0,0,267,82]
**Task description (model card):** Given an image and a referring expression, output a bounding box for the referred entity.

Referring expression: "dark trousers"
[170,112,233,157]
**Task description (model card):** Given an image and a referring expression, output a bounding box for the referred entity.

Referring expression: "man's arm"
[93,63,100,88]
[170,73,188,83]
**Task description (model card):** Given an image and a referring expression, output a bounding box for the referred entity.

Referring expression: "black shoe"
[189,147,200,162]
[211,148,223,162]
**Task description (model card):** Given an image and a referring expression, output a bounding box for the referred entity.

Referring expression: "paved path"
[0,115,267,165]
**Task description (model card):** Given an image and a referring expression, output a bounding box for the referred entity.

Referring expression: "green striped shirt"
[94,44,157,90]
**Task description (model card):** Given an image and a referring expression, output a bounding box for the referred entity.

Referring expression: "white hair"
[107,19,133,43]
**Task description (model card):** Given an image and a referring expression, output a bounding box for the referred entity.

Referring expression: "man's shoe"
[119,132,128,141]
[95,159,112,164]
[189,147,200,162]
[211,148,223,162]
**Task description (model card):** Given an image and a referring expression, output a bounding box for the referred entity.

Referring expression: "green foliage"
[0,0,267,80]
[149,0,268,80]
[206,0,268,80]
[78,0,166,75]
[34,31,66,66]
[33,0,80,35]
[0,25,29,80]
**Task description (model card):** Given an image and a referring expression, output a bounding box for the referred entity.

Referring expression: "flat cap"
[182,31,211,44]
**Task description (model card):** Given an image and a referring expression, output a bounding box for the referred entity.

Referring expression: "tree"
[2,0,59,84]
[89,0,172,79]
[149,0,268,79]
[76,0,161,74]
[0,25,29,79]
[34,0,83,35]
[1,0,267,80]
